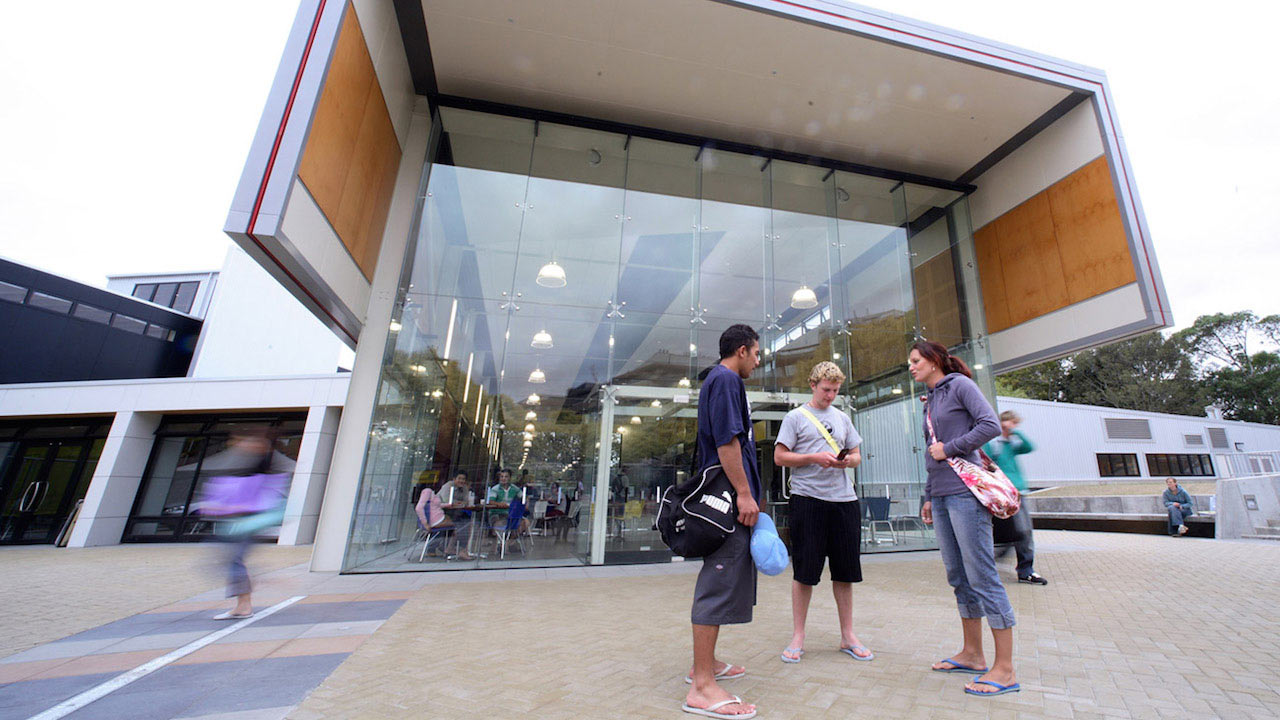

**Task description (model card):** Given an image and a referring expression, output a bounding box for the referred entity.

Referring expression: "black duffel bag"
[655,463,738,558]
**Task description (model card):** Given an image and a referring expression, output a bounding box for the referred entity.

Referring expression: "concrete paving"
[2,531,1279,719]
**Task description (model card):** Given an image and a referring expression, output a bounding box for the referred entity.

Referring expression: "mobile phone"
[836,448,850,461]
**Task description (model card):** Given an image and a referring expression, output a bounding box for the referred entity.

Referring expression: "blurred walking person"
[983,411,1047,585]
[196,427,291,620]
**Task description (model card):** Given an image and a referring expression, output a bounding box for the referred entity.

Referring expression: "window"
[172,282,199,313]
[1146,453,1214,477]
[72,303,113,325]
[151,283,178,308]
[0,280,27,303]
[1097,453,1140,477]
[111,314,146,334]
[132,283,157,301]
[144,324,174,341]
[28,292,73,314]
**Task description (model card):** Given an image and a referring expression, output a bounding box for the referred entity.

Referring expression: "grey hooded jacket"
[922,373,1001,500]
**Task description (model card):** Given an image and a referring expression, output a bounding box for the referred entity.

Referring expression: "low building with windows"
[995,397,1280,486]
[0,249,348,547]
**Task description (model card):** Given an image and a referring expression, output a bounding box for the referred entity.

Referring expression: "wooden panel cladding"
[298,2,402,282]
[913,249,963,346]
[974,155,1136,333]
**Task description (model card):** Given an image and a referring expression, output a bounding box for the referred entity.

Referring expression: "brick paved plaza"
[2,531,1278,719]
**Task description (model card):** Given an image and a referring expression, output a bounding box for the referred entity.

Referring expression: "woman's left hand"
[928,442,947,461]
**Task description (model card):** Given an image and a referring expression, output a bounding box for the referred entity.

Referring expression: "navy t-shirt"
[696,363,762,502]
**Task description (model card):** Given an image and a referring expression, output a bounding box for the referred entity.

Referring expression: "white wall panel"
[969,101,1105,230]
[280,180,372,317]
[988,283,1146,368]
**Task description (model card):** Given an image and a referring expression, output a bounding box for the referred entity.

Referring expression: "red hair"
[910,340,972,378]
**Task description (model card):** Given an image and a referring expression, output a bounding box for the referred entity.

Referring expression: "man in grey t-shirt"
[774,361,873,664]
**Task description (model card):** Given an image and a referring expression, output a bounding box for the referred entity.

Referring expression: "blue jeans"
[932,492,1016,629]
[223,535,252,598]
[1166,503,1194,533]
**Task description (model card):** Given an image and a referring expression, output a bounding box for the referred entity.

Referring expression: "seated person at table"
[414,482,471,560]
[487,469,521,528]
[1162,477,1195,536]
[435,471,475,557]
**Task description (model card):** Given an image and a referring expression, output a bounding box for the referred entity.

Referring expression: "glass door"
[0,439,98,544]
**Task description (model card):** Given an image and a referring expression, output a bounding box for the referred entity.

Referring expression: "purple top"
[922,373,1001,500]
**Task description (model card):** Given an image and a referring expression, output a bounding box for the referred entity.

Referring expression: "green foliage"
[1001,310,1280,425]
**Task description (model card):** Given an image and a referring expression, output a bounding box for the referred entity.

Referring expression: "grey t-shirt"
[776,404,862,502]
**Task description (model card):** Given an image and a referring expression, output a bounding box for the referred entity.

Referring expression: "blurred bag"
[656,464,737,558]
[750,512,789,576]
[197,473,289,517]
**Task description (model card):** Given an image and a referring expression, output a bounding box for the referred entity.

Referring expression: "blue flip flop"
[965,680,1021,696]
[932,658,988,674]
[839,645,874,661]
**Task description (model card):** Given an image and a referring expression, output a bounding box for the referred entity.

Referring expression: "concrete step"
[1249,526,1280,536]
[1242,534,1280,542]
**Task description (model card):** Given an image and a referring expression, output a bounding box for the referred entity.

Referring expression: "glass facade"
[342,106,994,572]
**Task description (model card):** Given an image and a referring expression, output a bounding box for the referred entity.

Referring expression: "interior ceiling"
[420,0,1074,181]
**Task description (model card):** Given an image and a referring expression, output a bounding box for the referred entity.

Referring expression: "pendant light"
[677,377,691,389]
[536,261,567,288]
[527,393,541,405]
[524,423,535,432]
[525,410,537,421]
[630,416,642,425]
[791,285,818,309]
[528,366,546,384]
[531,329,553,349]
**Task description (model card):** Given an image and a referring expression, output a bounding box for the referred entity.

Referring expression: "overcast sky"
[1,1,1276,331]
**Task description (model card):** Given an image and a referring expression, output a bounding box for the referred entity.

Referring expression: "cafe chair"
[407,518,457,562]
[529,499,550,536]
[890,496,929,541]
[864,497,897,545]
[495,500,528,559]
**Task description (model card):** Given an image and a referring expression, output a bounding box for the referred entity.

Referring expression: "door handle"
[17,483,39,513]
[30,481,49,512]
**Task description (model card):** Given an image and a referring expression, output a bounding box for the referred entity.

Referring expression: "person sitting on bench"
[1162,477,1195,536]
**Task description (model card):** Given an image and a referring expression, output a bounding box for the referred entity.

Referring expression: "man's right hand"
[810,451,841,468]
[921,500,933,525]
[736,495,760,527]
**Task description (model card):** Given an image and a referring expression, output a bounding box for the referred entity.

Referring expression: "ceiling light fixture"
[528,367,546,384]
[527,393,541,405]
[791,285,818,309]
[531,329,553,349]
[525,410,537,421]
[524,423,535,432]
[535,261,567,288]
[678,377,691,389]
[651,399,661,408]
[389,320,402,333]
[631,416,641,425]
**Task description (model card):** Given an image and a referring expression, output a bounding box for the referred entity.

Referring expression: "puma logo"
[700,492,731,514]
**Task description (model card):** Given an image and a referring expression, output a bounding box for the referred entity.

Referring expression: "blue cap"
[750,512,789,576]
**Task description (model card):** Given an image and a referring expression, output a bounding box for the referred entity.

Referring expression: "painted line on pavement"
[26,595,307,720]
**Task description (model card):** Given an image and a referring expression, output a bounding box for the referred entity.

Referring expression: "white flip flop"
[212,610,254,620]
[682,695,757,719]
[684,664,746,684]
[780,647,804,663]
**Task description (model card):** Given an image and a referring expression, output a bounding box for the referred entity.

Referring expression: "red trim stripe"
[244,0,359,344]
[767,0,1168,325]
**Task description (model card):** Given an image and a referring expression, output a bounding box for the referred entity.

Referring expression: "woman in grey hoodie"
[909,340,1020,697]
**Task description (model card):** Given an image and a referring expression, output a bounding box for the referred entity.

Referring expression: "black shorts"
[789,495,862,586]
[691,522,756,625]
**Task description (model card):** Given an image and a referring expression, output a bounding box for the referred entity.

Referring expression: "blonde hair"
[999,410,1021,423]
[808,361,845,386]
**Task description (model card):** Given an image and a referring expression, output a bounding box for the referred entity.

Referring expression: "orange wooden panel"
[912,250,962,345]
[973,224,1011,333]
[994,193,1069,327]
[1047,155,1136,303]
[298,2,402,282]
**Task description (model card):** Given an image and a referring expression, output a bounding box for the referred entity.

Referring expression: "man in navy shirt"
[683,324,761,719]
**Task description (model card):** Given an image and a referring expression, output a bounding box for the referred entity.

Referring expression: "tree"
[998,331,1209,416]
[1174,312,1280,424]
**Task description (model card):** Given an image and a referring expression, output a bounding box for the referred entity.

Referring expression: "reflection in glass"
[342,106,994,571]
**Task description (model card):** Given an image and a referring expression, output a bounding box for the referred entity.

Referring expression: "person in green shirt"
[487,468,521,528]
[982,411,1047,585]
